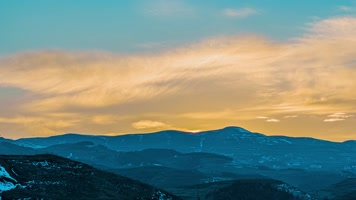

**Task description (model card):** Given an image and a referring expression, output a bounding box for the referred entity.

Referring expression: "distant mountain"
[37,144,234,170]
[0,154,180,200]
[38,141,122,169]
[11,126,356,171]
[0,142,36,155]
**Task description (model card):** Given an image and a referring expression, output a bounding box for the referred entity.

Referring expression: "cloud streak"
[339,6,356,12]
[324,118,345,122]
[131,120,170,130]
[266,118,280,122]
[324,112,354,122]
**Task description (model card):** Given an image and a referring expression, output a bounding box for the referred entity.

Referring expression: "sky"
[0,0,356,141]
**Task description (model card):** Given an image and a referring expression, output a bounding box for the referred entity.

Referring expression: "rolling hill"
[0,154,180,200]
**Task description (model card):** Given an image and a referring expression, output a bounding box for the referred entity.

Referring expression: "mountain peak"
[221,126,249,132]
[167,126,266,138]
[194,126,266,138]
[209,126,254,134]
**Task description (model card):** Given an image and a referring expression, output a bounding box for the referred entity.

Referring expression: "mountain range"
[1,126,355,199]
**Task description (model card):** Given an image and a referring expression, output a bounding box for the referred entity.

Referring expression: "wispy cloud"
[0,115,80,136]
[91,115,127,125]
[324,118,345,122]
[223,8,258,18]
[327,112,354,118]
[284,115,298,118]
[266,118,280,122]
[180,110,237,120]
[324,112,354,122]
[131,120,170,130]
[338,6,356,12]
[1,16,356,140]
[257,116,280,122]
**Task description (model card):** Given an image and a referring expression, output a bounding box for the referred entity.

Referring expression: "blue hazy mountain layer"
[1,126,356,197]
[9,126,356,171]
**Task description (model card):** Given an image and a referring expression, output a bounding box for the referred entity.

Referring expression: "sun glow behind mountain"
[0,1,355,141]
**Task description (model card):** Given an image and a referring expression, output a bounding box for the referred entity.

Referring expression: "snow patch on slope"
[0,181,16,193]
[0,165,17,193]
[276,183,314,200]
[0,165,16,183]
[67,153,73,159]
[279,139,292,144]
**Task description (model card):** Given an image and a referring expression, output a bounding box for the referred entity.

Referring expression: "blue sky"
[1,0,356,140]
[1,0,355,54]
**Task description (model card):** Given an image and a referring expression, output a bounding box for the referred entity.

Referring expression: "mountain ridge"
[1,126,354,172]
[9,126,354,144]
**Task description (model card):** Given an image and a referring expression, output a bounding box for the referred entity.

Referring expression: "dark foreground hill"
[0,154,180,200]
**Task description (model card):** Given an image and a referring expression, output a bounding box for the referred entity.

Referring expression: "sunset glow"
[1,1,355,141]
